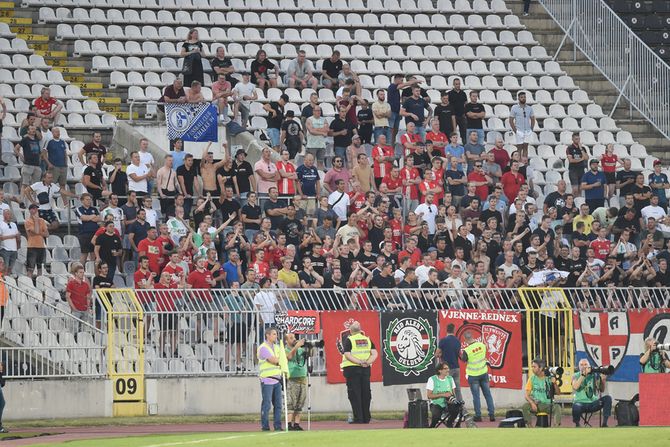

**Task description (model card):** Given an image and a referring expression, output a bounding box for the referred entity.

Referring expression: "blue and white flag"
[165,103,218,142]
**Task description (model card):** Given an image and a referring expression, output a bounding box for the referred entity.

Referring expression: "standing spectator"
[435,323,463,402]
[74,193,100,265]
[321,50,343,90]
[632,173,653,211]
[128,207,150,258]
[600,143,621,200]
[276,149,297,201]
[14,125,42,203]
[0,210,19,275]
[138,227,164,277]
[509,91,535,159]
[346,135,367,171]
[544,179,567,213]
[94,221,122,280]
[250,49,277,91]
[280,111,304,160]
[388,74,418,145]
[170,138,186,170]
[24,204,48,277]
[434,91,456,138]
[445,133,466,173]
[156,154,179,217]
[566,133,589,196]
[33,87,62,122]
[352,154,374,194]
[323,156,351,193]
[210,45,237,88]
[523,0,531,15]
[180,29,204,86]
[286,50,318,90]
[464,90,486,145]
[232,72,257,127]
[177,154,200,217]
[263,94,288,151]
[211,73,234,122]
[648,160,669,210]
[108,158,128,205]
[329,107,357,165]
[372,135,395,190]
[490,137,510,172]
[464,130,485,174]
[356,100,374,145]
[199,142,226,197]
[581,159,607,212]
[82,153,110,205]
[372,89,391,144]
[66,264,92,325]
[79,132,107,168]
[400,122,423,156]
[101,194,125,244]
[255,147,280,197]
[328,179,351,224]
[426,118,448,157]
[233,149,255,205]
[141,195,158,228]
[401,86,431,138]
[300,92,319,125]
[43,127,68,189]
[615,158,638,208]
[296,153,321,212]
[126,151,153,197]
[305,105,329,170]
[501,160,526,203]
[415,193,438,237]
[448,78,468,143]
[138,139,155,192]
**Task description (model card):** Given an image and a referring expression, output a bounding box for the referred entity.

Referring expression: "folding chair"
[580,409,602,427]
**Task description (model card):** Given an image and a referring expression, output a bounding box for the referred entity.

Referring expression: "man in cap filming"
[571,358,612,427]
[285,332,308,431]
[521,358,561,427]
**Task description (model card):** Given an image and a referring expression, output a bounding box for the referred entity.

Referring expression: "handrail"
[539,0,670,140]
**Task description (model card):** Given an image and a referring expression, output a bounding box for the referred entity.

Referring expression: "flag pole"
[279,337,290,432]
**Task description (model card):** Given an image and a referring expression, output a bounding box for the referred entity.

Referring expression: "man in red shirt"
[467,161,490,202]
[276,149,297,197]
[187,256,217,338]
[491,137,510,171]
[400,122,423,156]
[372,134,395,189]
[66,264,91,324]
[348,182,367,214]
[162,251,185,283]
[154,270,183,355]
[134,256,155,289]
[137,227,164,276]
[388,208,403,248]
[251,248,270,278]
[33,87,62,122]
[425,118,448,156]
[589,227,611,261]
[419,169,444,204]
[500,160,525,203]
[380,166,403,198]
[401,156,421,210]
[398,236,422,267]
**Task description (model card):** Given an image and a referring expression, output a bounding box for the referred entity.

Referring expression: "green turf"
[26,428,670,447]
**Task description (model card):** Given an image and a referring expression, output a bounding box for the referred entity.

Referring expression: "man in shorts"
[509,91,535,159]
[285,332,309,431]
[24,204,48,278]
[305,105,329,170]
[14,125,42,203]
[0,209,19,275]
[44,127,68,189]
[27,171,74,231]
[74,193,101,265]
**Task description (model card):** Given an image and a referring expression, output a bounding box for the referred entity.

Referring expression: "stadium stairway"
[511,0,670,162]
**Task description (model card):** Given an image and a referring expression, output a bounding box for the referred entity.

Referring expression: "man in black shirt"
[329,107,357,164]
[263,187,288,229]
[433,91,456,136]
[615,158,638,207]
[447,78,468,143]
[543,179,567,213]
[280,111,303,160]
[263,94,288,151]
[218,186,241,225]
[82,153,108,205]
[210,46,237,88]
[108,158,128,206]
[233,149,255,206]
[463,90,486,145]
[356,99,374,145]
[369,262,395,288]
[280,204,304,246]
[321,50,343,90]
[94,221,122,280]
[176,153,199,218]
[631,173,652,210]
[566,133,588,196]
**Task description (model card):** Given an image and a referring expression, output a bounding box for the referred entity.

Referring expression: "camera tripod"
[306,351,313,431]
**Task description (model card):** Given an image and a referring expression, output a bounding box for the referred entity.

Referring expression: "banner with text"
[321,311,382,384]
[381,310,438,386]
[275,311,321,334]
[574,310,670,382]
[439,309,523,389]
[166,102,218,142]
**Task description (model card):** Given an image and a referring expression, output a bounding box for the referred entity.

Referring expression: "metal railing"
[539,0,670,139]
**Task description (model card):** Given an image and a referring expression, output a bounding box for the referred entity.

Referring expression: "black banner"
[381,310,438,386]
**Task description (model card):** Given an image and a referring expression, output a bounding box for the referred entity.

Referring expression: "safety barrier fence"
[2,284,668,379]
[539,0,670,139]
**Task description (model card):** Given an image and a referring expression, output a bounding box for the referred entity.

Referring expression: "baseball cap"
[29,204,38,210]
[427,247,438,253]
[526,247,538,254]
[654,160,662,166]
[235,149,247,157]
[589,159,599,165]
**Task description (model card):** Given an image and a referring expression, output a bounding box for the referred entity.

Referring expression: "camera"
[303,339,325,349]
[656,343,670,351]
[590,365,614,375]
[543,366,564,376]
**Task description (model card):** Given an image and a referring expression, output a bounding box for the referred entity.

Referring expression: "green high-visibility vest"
[429,374,455,408]
[529,374,551,404]
[341,333,372,368]
[642,351,667,373]
[286,346,307,379]
[463,341,488,377]
[257,341,282,379]
[573,372,599,404]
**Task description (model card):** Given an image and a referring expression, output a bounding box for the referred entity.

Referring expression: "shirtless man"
[200,142,227,197]
[186,81,205,103]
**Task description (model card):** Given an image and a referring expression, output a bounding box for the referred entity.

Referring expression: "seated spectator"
[210,45,237,88]
[232,72,257,127]
[33,87,62,122]
[286,50,318,90]
[321,50,343,90]
[211,74,233,121]
[161,77,186,112]
[186,80,205,103]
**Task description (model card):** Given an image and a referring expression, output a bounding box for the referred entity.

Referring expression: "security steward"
[341,321,378,424]
[640,337,670,373]
[461,331,495,422]
[571,359,612,427]
[257,327,283,432]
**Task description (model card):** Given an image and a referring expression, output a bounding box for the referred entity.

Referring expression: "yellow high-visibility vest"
[340,333,372,368]
[257,341,282,379]
[463,341,488,377]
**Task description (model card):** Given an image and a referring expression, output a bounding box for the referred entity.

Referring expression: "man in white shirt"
[27,171,74,231]
[126,150,153,196]
[328,179,350,223]
[101,194,125,236]
[138,138,155,194]
[499,250,520,278]
[414,253,434,287]
[232,71,257,127]
[642,194,670,235]
[0,209,20,275]
[415,193,438,236]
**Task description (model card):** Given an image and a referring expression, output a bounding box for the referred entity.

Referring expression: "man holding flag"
[257,327,288,431]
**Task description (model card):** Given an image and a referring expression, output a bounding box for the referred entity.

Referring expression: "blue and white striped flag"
[165,103,218,142]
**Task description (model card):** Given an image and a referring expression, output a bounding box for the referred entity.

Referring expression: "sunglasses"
[475,164,482,168]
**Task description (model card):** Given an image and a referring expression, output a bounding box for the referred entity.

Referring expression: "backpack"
[615,394,639,426]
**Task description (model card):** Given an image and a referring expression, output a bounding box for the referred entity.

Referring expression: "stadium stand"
[606,0,670,62]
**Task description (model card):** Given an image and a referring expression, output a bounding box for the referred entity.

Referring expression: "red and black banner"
[321,311,383,384]
[439,309,523,389]
[275,310,321,334]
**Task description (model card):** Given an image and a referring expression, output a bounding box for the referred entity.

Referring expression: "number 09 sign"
[113,375,144,402]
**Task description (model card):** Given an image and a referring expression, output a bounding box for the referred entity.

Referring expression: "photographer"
[640,337,670,373]
[571,359,612,427]
[521,358,562,427]
[284,333,308,431]
[426,363,461,428]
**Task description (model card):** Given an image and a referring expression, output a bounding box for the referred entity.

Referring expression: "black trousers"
[343,366,372,423]
[455,115,467,143]
[430,402,461,428]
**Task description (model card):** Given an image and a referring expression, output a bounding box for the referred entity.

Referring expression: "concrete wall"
[3,376,640,420]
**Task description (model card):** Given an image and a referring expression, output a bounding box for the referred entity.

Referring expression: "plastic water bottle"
[347,412,353,423]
